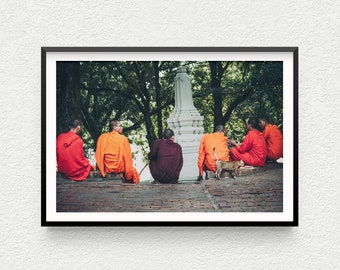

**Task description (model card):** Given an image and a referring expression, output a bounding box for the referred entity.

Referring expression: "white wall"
[1,1,339,269]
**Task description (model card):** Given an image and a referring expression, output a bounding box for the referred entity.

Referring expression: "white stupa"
[167,66,204,181]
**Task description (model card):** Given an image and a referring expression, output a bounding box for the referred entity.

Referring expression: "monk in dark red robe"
[95,119,140,184]
[229,118,267,167]
[56,120,92,181]
[259,117,283,161]
[148,129,183,184]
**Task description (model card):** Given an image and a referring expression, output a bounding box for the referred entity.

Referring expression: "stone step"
[213,162,283,179]
[57,171,123,182]
[57,162,283,182]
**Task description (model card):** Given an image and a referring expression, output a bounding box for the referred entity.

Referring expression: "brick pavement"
[57,163,283,212]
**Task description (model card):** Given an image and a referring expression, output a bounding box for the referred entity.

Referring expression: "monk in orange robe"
[229,118,267,167]
[56,119,92,181]
[259,117,283,161]
[95,119,140,184]
[197,125,229,180]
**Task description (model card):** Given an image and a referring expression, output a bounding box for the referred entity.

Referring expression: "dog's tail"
[212,147,219,161]
[212,148,221,180]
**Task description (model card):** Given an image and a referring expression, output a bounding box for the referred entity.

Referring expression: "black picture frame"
[42,47,298,226]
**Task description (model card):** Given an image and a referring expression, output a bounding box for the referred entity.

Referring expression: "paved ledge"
[57,163,283,212]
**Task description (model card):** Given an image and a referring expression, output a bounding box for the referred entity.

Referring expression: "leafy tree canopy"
[56,60,283,157]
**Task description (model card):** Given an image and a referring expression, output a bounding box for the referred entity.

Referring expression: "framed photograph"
[42,47,298,226]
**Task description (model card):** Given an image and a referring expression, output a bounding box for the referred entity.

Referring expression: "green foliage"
[57,60,283,157]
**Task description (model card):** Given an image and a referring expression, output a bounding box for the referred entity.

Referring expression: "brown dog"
[212,148,244,179]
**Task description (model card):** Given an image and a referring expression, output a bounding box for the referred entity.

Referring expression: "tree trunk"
[56,62,81,135]
[209,61,224,127]
[153,61,163,139]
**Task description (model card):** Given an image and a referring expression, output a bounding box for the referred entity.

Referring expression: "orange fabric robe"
[262,124,283,160]
[95,131,140,184]
[229,129,267,167]
[56,131,92,181]
[197,132,229,176]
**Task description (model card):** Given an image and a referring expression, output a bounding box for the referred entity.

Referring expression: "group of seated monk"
[56,116,282,183]
[197,117,283,181]
[56,119,140,183]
